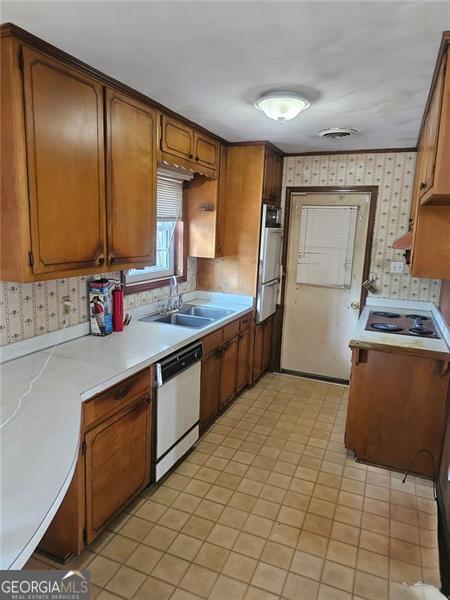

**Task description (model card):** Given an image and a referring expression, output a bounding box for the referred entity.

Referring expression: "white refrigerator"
[256,205,283,323]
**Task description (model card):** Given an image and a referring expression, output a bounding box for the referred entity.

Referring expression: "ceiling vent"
[318,128,359,140]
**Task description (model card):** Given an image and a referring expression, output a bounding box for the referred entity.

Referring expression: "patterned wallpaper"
[283,152,441,302]
[0,258,197,345]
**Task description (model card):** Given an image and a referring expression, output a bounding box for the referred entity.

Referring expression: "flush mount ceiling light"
[254,91,310,122]
[318,127,359,140]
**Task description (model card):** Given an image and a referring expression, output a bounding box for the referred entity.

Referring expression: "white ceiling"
[3,0,450,152]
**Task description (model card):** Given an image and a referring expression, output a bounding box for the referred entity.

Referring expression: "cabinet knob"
[195,156,199,161]
[420,181,427,189]
[110,255,116,265]
[189,153,194,159]
[97,255,105,266]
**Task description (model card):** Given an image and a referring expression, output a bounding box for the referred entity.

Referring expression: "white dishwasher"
[154,342,203,481]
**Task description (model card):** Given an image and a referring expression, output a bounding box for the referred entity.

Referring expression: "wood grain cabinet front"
[200,348,222,429]
[252,315,273,382]
[105,89,158,269]
[410,34,450,279]
[236,327,250,393]
[220,335,239,409]
[262,149,283,207]
[21,46,107,276]
[85,395,151,542]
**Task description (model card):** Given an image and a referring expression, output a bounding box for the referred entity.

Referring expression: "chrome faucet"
[161,276,180,314]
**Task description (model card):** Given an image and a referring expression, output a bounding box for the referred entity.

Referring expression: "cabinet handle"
[115,383,132,399]
[110,255,116,265]
[420,181,428,190]
[97,255,105,266]
[239,332,246,340]
[189,153,194,159]
[143,393,152,405]
[195,156,199,161]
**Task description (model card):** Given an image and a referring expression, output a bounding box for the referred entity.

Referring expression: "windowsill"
[122,273,187,295]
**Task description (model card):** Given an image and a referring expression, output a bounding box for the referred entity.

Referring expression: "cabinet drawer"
[239,312,252,331]
[223,319,240,342]
[202,328,223,355]
[84,367,152,429]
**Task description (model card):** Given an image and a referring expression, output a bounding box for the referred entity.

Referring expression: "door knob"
[350,301,360,310]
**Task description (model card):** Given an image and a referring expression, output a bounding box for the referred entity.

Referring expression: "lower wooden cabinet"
[236,328,250,393]
[85,395,151,542]
[200,312,252,430]
[200,348,222,427]
[38,367,152,561]
[253,315,274,382]
[220,336,239,409]
[345,347,449,477]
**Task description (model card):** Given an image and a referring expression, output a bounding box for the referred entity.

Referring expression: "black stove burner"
[373,311,400,318]
[406,314,429,320]
[370,322,403,332]
[409,327,434,336]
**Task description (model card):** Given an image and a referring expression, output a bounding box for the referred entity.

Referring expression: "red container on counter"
[112,284,124,332]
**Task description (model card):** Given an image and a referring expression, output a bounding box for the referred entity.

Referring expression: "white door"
[280,192,371,381]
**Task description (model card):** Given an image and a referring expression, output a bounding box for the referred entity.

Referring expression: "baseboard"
[280,368,349,386]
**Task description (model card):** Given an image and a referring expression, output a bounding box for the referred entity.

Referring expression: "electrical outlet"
[61,296,71,315]
[390,261,404,274]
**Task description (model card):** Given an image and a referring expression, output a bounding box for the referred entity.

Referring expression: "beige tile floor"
[25,373,441,600]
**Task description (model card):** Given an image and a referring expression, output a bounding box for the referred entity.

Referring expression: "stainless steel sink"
[147,313,214,329]
[179,306,233,319]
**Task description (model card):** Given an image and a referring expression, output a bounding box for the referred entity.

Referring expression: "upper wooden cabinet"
[262,148,284,207]
[105,89,157,268]
[186,145,227,258]
[160,114,219,178]
[410,33,450,279]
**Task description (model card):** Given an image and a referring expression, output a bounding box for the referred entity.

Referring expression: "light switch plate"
[390,261,404,274]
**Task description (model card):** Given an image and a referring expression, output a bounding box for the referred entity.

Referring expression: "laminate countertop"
[349,298,450,360]
[0,292,253,570]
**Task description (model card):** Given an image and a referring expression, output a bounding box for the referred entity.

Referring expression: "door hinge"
[19,50,24,70]
[81,440,86,455]
[28,251,34,267]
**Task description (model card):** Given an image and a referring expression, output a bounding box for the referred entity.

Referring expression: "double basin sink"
[140,305,234,329]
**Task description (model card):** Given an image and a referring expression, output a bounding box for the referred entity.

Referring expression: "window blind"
[296,205,358,288]
[156,176,184,221]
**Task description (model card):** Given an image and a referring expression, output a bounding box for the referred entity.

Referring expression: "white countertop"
[350,298,450,358]
[0,292,253,570]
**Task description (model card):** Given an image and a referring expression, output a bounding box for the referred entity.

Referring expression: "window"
[124,171,189,290]
[296,205,358,288]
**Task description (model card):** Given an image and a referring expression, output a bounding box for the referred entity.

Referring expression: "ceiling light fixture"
[255,91,310,122]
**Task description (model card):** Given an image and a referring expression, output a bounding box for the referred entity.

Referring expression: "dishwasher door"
[156,360,201,479]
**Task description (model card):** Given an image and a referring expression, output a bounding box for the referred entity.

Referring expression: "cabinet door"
[85,397,151,542]
[200,349,222,429]
[22,46,106,274]
[236,328,250,393]
[262,316,273,372]
[193,132,219,170]
[253,322,265,381]
[417,58,446,199]
[272,154,283,207]
[106,89,157,268]
[160,114,194,162]
[262,150,275,202]
[220,336,239,408]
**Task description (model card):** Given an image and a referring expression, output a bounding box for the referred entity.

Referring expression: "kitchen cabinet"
[199,312,252,430]
[197,143,284,297]
[252,315,274,381]
[200,348,222,427]
[186,145,227,258]
[345,347,449,477]
[263,148,284,207]
[160,114,219,178]
[236,327,251,393]
[38,367,152,560]
[2,44,107,280]
[220,335,239,409]
[85,395,151,542]
[410,33,450,279]
[105,89,158,268]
